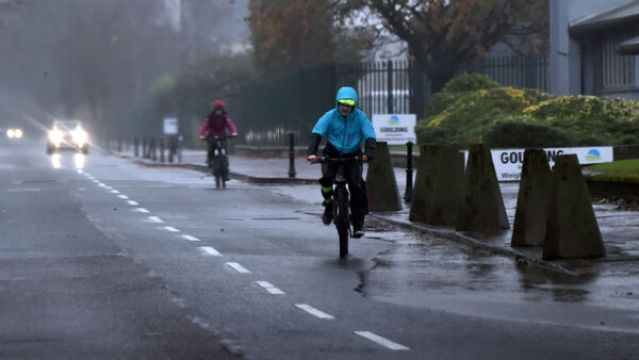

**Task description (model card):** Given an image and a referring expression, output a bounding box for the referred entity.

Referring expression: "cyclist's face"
[214,109,223,115]
[338,104,353,116]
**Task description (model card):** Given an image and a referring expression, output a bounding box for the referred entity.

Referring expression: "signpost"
[163,117,179,163]
[372,114,417,203]
[163,117,178,135]
[462,146,614,182]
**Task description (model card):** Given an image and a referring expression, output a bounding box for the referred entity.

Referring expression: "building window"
[602,36,636,90]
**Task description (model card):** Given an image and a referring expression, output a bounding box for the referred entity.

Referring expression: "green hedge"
[416,74,639,147]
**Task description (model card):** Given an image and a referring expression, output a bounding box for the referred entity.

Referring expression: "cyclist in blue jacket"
[307,86,377,238]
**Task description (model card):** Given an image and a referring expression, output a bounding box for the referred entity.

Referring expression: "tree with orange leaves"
[247,0,375,76]
[248,0,336,75]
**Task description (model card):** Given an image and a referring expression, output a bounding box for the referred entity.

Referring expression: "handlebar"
[310,156,362,165]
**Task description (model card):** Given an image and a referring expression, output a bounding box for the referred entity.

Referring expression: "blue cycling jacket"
[311,87,377,154]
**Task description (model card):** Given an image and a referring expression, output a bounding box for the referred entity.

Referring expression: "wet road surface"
[1,139,639,359]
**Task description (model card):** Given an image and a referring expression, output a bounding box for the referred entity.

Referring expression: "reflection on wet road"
[359,222,639,332]
[50,152,86,171]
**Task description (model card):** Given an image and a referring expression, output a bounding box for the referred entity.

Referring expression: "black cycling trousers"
[319,161,369,224]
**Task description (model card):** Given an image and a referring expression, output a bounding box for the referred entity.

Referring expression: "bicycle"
[315,156,361,259]
[207,135,229,189]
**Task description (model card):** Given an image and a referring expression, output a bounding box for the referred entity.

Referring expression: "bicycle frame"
[208,135,229,188]
[317,156,361,258]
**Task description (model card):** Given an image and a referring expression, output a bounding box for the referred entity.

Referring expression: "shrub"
[417,87,548,145]
[442,73,500,93]
[484,121,573,148]
[417,78,639,147]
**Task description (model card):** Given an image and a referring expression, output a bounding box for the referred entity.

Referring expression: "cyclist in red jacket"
[198,100,238,179]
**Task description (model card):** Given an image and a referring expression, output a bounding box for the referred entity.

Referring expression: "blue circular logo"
[389,115,400,125]
[586,149,601,161]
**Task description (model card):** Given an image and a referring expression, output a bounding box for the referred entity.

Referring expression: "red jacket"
[198,112,238,140]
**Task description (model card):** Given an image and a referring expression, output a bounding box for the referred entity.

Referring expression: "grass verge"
[589,159,639,184]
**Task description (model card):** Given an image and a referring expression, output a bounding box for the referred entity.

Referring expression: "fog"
[0,0,248,139]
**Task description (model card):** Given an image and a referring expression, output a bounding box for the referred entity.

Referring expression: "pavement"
[121,147,639,273]
[4,140,639,359]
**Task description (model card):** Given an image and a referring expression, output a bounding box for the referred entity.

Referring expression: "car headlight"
[48,128,64,145]
[72,127,88,145]
[7,129,15,138]
[14,129,23,139]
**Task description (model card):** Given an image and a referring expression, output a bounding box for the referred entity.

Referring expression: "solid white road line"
[118,195,129,199]
[127,200,140,206]
[199,246,222,256]
[132,207,149,213]
[148,216,164,223]
[294,304,335,320]
[354,331,410,351]
[225,262,251,273]
[163,226,180,232]
[181,234,201,242]
[256,281,285,295]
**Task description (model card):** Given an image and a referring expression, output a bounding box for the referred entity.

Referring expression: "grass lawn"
[589,159,639,183]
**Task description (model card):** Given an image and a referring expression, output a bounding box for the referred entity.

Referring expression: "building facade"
[550,0,639,99]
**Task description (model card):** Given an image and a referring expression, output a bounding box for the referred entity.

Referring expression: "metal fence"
[235,55,549,147]
[461,55,549,92]
[335,61,424,116]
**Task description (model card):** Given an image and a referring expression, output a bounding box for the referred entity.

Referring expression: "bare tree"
[337,0,548,91]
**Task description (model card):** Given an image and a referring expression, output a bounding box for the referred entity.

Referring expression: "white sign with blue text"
[491,146,614,181]
[372,114,417,145]
[163,117,178,135]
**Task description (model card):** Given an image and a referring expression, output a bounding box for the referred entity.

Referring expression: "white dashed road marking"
[118,195,129,199]
[256,281,285,295]
[147,216,164,223]
[294,304,335,320]
[131,208,149,213]
[181,234,201,242]
[110,190,120,194]
[354,331,410,351]
[127,200,140,206]
[163,226,180,232]
[199,246,222,256]
[226,262,251,273]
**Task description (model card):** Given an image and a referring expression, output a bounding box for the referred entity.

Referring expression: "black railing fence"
[461,55,549,92]
[162,55,549,148]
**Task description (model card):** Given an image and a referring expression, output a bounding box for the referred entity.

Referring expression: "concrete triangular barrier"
[366,142,402,212]
[512,149,552,247]
[427,146,463,226]
[456,144,510,231]
[409,145,440,222]
[543,154,605,260]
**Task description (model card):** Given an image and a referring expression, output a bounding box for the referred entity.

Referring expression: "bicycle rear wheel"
[334,187,349,258]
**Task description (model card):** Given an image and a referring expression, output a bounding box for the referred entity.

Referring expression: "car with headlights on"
[6,127,24,140]
[47,119,89,154]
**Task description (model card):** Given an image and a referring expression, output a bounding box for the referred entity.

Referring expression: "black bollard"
[151,138,157,161]
[160,138,165,163]
[134,136,139,157]
[168,136,175,163]
[404,141,414,203]
[143,138,148,158]
[288,132,296,178]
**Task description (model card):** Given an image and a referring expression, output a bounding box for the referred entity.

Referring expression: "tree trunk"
[428,63,457,94]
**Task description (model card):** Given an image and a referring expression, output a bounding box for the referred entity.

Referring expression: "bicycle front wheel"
[334,187,349,258]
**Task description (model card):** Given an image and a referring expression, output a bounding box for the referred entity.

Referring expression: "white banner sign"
[163,117,178,135]
[487,147,614,181]
[372,114,417,145]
